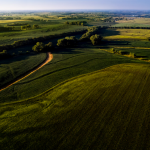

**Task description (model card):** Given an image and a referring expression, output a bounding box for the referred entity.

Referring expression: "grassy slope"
[0,53,46,87]
[112,18,150,27]
[1,63,150,150]
[104,29,150,40]
[0,46,146,103]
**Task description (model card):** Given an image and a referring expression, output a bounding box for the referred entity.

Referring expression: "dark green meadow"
[0,53,46,88]
[0,44,145,103]
[1,63,150,150]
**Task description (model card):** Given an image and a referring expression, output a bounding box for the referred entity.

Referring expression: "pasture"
[1,63,150,150]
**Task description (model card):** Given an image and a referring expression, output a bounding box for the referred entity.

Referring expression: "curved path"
[0,52,53,92]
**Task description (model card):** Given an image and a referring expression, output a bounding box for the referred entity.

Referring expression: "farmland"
[1,10,150,150]
[1,63,150,150]
[0,45,144,103]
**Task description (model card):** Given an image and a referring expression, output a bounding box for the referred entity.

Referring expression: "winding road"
[0,52,53,92]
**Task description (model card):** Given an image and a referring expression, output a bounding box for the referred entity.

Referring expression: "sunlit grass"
[104,29,150,40]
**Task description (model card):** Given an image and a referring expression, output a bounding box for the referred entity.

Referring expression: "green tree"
[90,34,103,45]
[32,42,45,52]
[57,36,77,47]
[33,24,39,29]
[57,39,66,47]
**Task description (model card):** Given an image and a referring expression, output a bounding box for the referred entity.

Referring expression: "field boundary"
[100,48,150,62]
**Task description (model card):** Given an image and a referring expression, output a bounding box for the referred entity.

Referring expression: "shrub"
[32,42,45,52]
[110,48,116,53]
[80,26,100,41]
[33,24,39,29]
[129,52,136,58]
[2,50,7,53]
[57,36,77,47]
[57,39,67,47]
[90,34,103,45]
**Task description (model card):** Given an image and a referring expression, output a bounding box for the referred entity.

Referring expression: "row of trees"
[32,42,53,52]
[32,36,78,52]
[80,26,100,41]
[65,21,87,26]
[90,34,103,45]
[0,29,87,52]
[32,33,103,52]
[0,24,39,31]
[21,24,39,30]
[57,36,77,47]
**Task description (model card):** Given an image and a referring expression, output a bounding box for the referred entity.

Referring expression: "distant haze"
[1,0,150,10]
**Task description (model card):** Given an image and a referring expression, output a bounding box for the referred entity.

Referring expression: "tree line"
[32,26,103,52]
[65,21,87,26]
[0,29,87,52]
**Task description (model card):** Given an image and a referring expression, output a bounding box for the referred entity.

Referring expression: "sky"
[1,0,150,11]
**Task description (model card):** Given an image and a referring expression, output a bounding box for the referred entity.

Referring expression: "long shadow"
[99,28,121,36]
[102,41,130,47]
[0,52,38,65]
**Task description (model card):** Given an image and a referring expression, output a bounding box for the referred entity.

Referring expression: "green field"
[0,14,89,45]
[2,11,150,150]
[0,45,145,103]
[1,63,150,150]
[0,25,87,45]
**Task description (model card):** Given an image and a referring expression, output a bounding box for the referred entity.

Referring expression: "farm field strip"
[100,46,150,49]
[0,52,53,92]
[114,47,150,49]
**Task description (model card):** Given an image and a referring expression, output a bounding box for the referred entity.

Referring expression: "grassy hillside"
[0,46,145,103]
[1,63,150,150]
